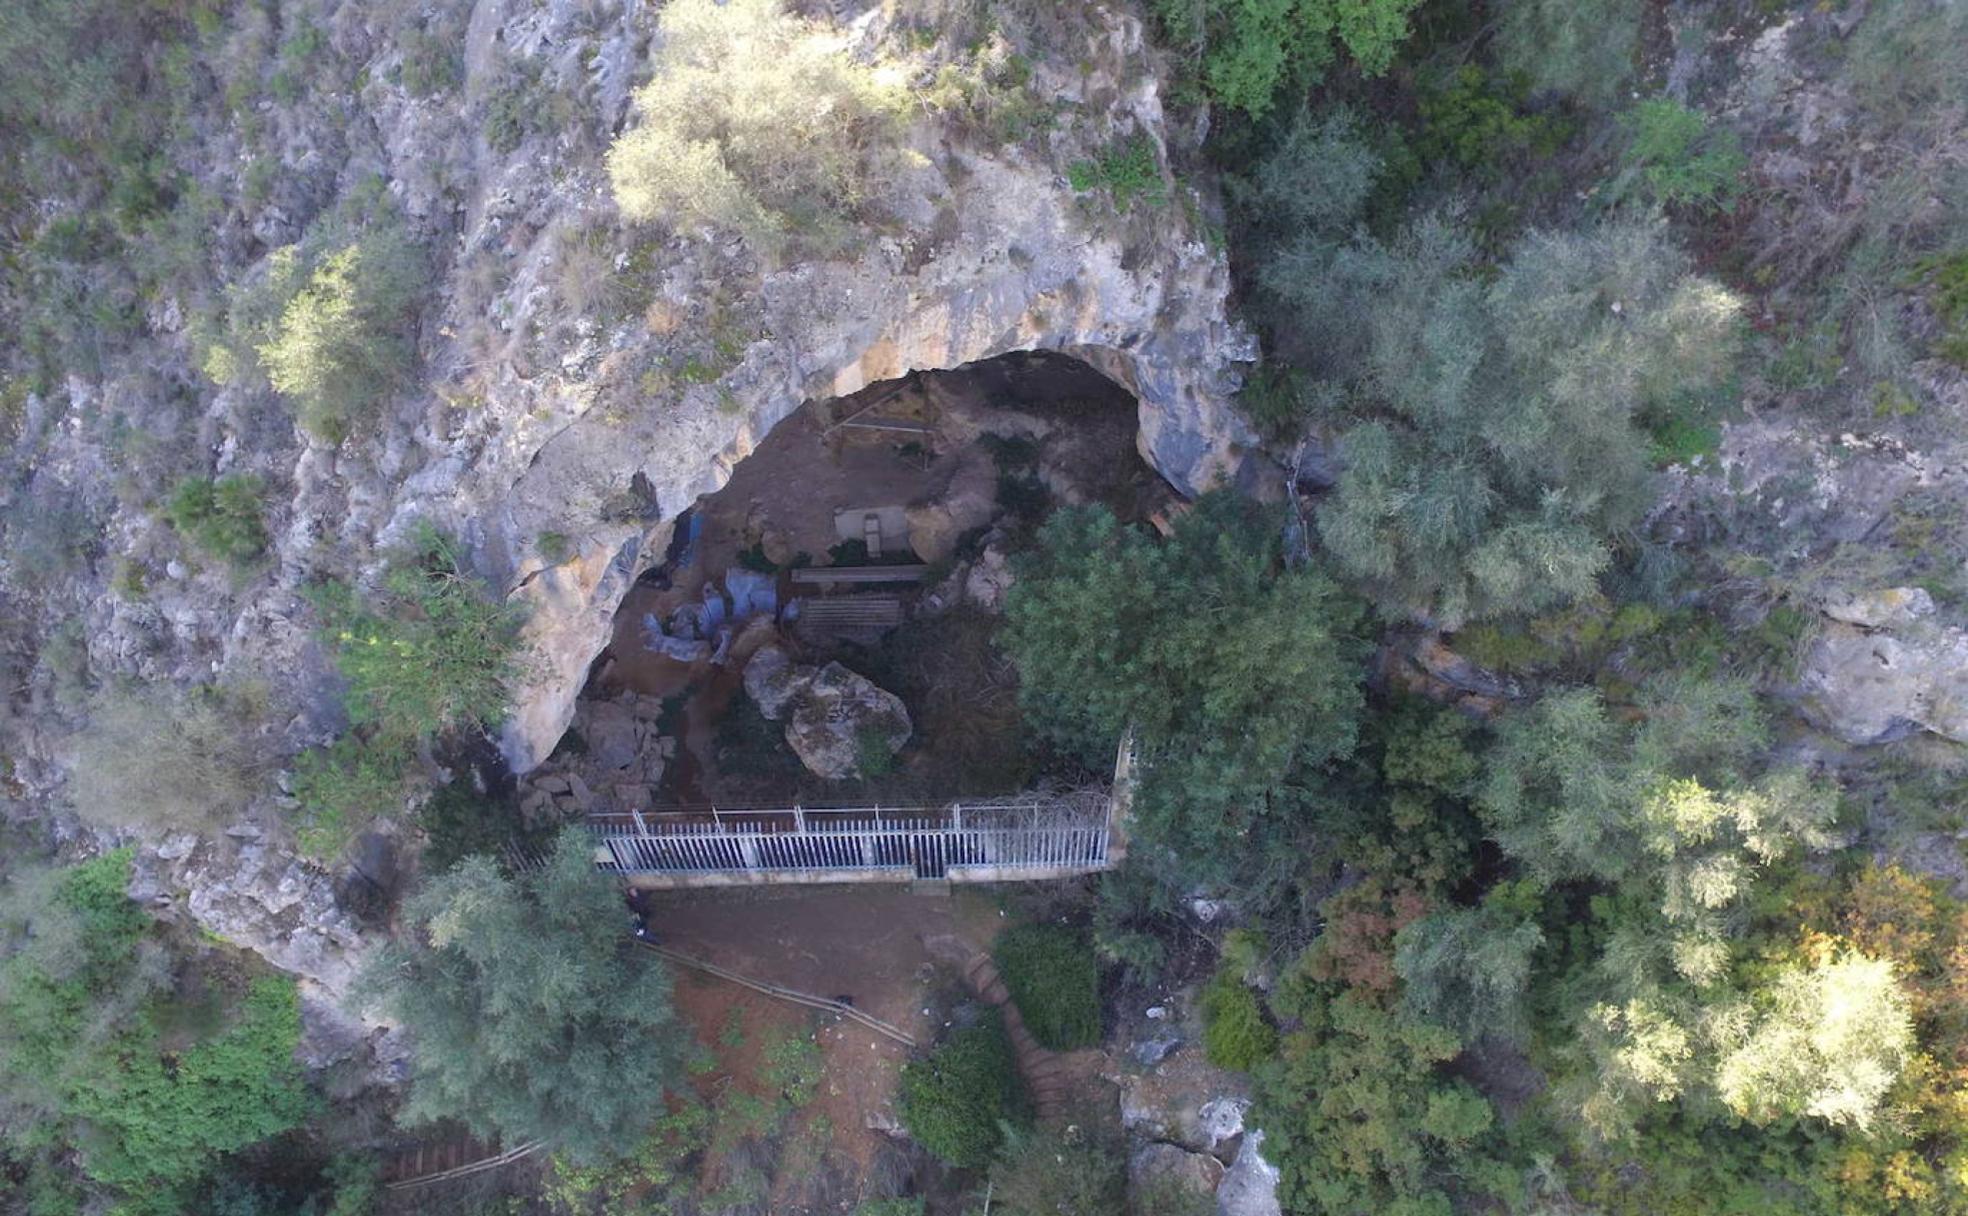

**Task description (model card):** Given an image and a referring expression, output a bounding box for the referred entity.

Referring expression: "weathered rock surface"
[743,646,912,780]
[1130,1141,1224,1201]
[519,690,677,817]
[1216,1129,1284,1216]
[2,0,1251,1008]
[1800,618,1968,744]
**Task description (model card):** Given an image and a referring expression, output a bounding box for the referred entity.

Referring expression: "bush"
[256,227,424,442]
[1148,0,1423,118]
[309,525,524,747]
[163,474,268,566]
[290,736,414,860]
[994,924,1102,1051]
[1613,99,1746,212]
[1066,135,1167,211]
[988,1122,1126,1216]
[69,683,272,835]
[1200,968,1277,1071]
[1493,0,1641,108]
[606,0,910,256]
[897,1012,1029,1167]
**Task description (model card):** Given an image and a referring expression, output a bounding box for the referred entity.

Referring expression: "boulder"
[743,647,913,780]
[964,543,1015,613]
[1215,1129,1283,1216]
[784,663,912,781]
[1821,586,1936,630]
[1799,621,1968,744]
[742,644,805,719]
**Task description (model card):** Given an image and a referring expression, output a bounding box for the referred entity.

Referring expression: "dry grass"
[68,682,275,835]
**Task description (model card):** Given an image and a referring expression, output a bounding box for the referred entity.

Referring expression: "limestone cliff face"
[0,0,1253,998]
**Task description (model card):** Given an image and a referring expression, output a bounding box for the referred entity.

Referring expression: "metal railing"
[589,794,1112,882]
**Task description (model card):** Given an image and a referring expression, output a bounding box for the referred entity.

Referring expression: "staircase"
[963,951,1070,1120]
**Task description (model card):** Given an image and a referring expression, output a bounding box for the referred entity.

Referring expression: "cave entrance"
[519,349,1169,823]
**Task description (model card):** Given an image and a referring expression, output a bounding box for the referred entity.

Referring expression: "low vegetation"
[68,682,272,835]
[897,1011,1029,1167]
[292,525,525,857]
[993,923,1102,1050]
[606,0,912,255]
[163,474,269,567]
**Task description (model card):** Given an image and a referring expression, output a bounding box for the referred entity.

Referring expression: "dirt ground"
[652,886,1020,1211]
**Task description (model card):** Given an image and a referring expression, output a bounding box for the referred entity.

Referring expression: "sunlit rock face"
[467,4,1257,773]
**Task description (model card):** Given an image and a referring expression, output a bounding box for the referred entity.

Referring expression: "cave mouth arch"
[517,347,1177,817]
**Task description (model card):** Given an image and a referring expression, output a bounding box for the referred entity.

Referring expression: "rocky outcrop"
[519,691,677,818]
[1216,1130,1284,1216]
[742,646,912,780]
[1,0,1252,1001]
[1799,598,1968,745]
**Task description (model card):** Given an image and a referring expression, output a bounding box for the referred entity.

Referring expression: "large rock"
[743,646,912,780]
[1215,1130,1283,1216]
[1799,617,1968,744]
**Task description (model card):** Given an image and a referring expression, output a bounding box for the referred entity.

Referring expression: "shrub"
[163,474,268,566]
[1613,99,1746,212]
[309,525,524,747]
[69,683,272,835]
[417,782,553,875]
[988,1121,1127,1216]
[1200,968,1277,1071]
[1066,135,1168,211]
[1493,0,1641,108]
[256,227,424,442]
[605,0,910,255]
[897,1012,1029,1167]
[1148,0,1423,118]
[994,924,1102,1050]
[289,736,414,860]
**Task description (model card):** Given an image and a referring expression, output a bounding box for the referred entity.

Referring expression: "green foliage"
[1393,882,1543,1046]
[987,1121,1127,1216]
[762,1030,823,1107]
[310,525,523,746]
[851,1200,925,1216]
[542,1104,708,1216]
[164,475,269,567]
[1249,139,1741,624]
[606,0,911,256]
[1413,66,1567,174]
[1258,978,1502,1215]
[255,227,425,443]
[1614,99,1747,212]
[1066,136,1168,211]
[1002,492,1368,866]
[357,829,689,1163]
[0,854,312,1204]
[896,1012,1029,1167]
[1201,968,1278,1071]
[417,782,554,876]
[1912,250,1968,366]
[290,736,414,861]
[1493,0,1641,108]
[1148,0,1423,117]
[994,924,1102,1050]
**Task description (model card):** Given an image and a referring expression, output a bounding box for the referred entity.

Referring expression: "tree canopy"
[1002,492,1369,866]
[358,829,689,1164]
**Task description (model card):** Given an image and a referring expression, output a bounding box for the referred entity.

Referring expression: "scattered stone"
[1133,1034,1182,1067]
